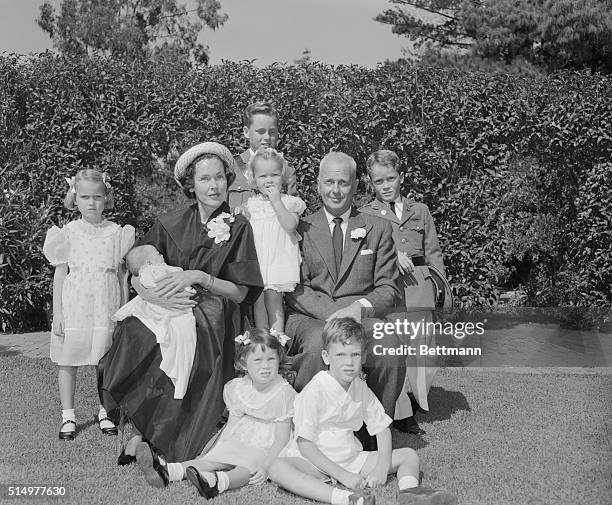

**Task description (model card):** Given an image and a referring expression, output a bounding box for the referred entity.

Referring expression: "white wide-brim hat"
[174,142,234,183]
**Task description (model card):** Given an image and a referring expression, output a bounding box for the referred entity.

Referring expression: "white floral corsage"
[235,331,251,345]
[269,328,291,347]
[350,228,366,240]
[207,212,235,244]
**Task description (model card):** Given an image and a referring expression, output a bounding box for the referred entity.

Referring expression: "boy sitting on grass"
[269,317,457,505]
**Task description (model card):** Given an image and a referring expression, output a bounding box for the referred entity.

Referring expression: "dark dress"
[100,202,263,462]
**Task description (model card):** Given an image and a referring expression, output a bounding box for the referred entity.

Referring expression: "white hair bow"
[269,328,290,347]
[234,331,251,345]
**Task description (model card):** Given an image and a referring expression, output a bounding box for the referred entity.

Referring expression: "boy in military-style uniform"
[228,102,298,210]
[359,149,447,435]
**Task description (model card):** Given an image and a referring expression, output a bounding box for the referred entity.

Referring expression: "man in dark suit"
[228,102,298,210]
[286,152,405,419]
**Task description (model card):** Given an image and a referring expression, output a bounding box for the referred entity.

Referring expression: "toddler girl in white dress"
[135,328,296,499]
[43,169,134,440]
[112,244,196,399]
[243,147,306,336]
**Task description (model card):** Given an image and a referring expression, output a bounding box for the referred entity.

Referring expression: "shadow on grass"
[77,419,97,436]
[421,386,471,423]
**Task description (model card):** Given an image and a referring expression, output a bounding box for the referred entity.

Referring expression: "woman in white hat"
[100,142,264,464]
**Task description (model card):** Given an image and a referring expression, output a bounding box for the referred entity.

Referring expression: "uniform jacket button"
[401,238,407,243]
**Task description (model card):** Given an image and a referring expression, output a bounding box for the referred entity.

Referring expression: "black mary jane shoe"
[117,450,136,466]
[98,416,118,436]
[58,420,77,441]
[135,442,168,488]
[185,466,219,499]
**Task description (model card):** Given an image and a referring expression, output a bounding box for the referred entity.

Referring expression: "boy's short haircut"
[243,102,279,127]
[322,317,367,351]
[365,149,402,175]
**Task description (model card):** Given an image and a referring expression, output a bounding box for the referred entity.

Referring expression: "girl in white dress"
[244,147,306,336]
[135,328,296,499]
[43,169,134,440]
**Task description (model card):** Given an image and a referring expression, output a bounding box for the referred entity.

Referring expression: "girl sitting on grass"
[135,328,296,499]
[43,169,134,440]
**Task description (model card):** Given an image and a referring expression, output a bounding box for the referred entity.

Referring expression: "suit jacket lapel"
[305,209,338,280]
[337,209,372,282]
[240,150,251,165]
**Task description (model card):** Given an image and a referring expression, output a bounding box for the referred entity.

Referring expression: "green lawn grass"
[1,356,611,505]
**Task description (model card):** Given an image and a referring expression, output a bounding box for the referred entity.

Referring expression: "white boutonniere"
[350,228,366,240]
[207,212,235,244]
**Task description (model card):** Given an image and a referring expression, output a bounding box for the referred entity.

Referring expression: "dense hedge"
[1,54,611,331]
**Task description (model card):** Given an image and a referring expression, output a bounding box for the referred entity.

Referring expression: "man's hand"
[364,463,388,488]
[326,301,363,322]
[339,470,365,490]
[249,466,268,485]
[397,250,415,274]
[52,312,65,337]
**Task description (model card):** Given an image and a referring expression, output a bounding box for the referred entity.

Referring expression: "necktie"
[389,201,400,219]
[332,217,343,276]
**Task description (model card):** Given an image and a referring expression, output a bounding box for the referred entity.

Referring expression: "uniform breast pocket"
[406,221,425,253]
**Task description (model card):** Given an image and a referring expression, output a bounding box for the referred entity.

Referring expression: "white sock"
[398,475,419,490]
[61,409,75,422]
[98,405,107,420]
[167,463,185,482]
[216,471,229,493]
[331,488,352,505]
[61,409,75,432]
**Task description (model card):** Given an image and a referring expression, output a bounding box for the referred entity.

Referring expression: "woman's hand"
[248,466,268,485]
[155,270,204,298]
[133,276,196,310]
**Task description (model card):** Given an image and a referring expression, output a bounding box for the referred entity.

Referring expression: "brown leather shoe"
[392,416,426,435]
[398,486,457,505]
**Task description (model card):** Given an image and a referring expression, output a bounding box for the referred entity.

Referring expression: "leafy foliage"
[36,0,228,64]
[376,0,612,73]
[1,54,610,331]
